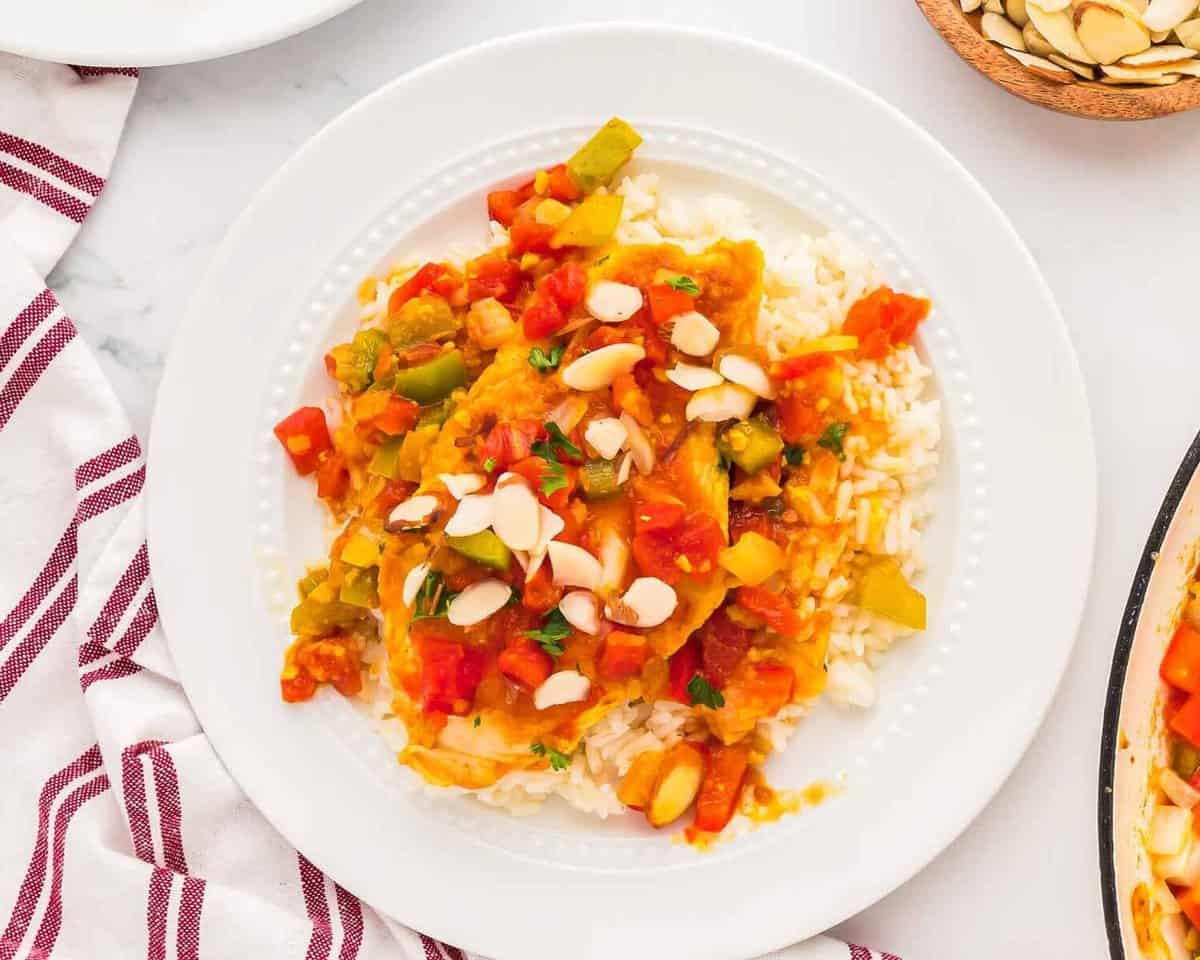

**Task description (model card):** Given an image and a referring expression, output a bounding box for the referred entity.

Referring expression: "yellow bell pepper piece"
[855,557,926,630]
[718,532,785,586]
[396,425,438,483]
[789,335,859,357]
[566,117,643,194]
[550,194,623,249]
[340,533,380,568]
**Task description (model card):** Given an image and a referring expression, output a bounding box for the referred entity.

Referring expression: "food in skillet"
[1133,573,1200,957]
[271,119,941,840]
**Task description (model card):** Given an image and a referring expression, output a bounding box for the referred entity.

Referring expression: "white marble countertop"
[51,0,1200,956]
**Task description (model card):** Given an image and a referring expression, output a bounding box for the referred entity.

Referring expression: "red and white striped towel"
[0,51,899,960]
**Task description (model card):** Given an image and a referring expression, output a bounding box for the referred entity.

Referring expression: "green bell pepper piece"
[290,597,368,636]
[717,419,784,474]
[579,458,619,500]
[328,328,388,394]
[339,566,380,608]
[368,435,405,479]
[1175,740,1200,780]
[392,350,467,405]
[566,118,643,194]
[387,294,459,348]
[447,530,512,571]
[417,398,455,429]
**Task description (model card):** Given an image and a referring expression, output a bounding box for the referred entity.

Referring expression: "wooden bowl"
[914,0,1200,120]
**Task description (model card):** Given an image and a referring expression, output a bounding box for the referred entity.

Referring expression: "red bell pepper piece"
[1172,692,1200,748]
[844,286,930,360]
[1178,886,1200,931]
[520,563,562,615]
[693,742,750,833]
[772,353,835,381]
[544,164,581,202]
[388,262,460,315]
[273,407,333,476]
[668,637,702,702]
[467,255,523,304]
[599,631,648,681]
[736,586,802,637]
[372,395,421,436]
[486,180,534,227]
[1162,622,1200,694]
[315,453,349,500]
[497,638,554,691]
[418,635,486,716]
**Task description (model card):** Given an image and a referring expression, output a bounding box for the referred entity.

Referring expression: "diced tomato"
[1172,693,1200,748]
[373,478,415,516]
[273,407,333,476]
[481,419,541,471]
[676,515,724,572]
[1178,886,1200,930]
[510,455,576,511]
[694,742,750,833]
[646,283,695,326]
[632,530,682,584]
[698,610,753,688]
[522,295,566,339]
[509,198,557,256]
[735,586,801,637]
[844,286,931,360]
[315,453,349,500]
[633,501,686,535]
[388,262,459,314]
[467,255,522,304]
[280,666,317,703]
[520,563,562,615]
[741,662,795,716]
[487,181,533,227]
[545,164,581,202]
[777,392,823,444]
[1163,623,1200,694]
[497,638,554,691]
[668,637,702,702]
[611,373,653,426]
[599,631,649,681]
[542,261,587,310]
[372,395,421,436]
[417,635,486,715]
[773,353,834,381]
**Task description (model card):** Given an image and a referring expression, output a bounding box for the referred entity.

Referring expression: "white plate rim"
[147,23,1098,960]
[0,0,362,68]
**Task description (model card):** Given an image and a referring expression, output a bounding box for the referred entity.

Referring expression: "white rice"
[361,172,941,828]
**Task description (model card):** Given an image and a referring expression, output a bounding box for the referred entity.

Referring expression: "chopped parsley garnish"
[536,456,568,497]
[594,254,610,266]
[482,456,497,473]
[666,274,701,296]
[528,344,564,374]
[535,421,583,461]
[686,674,726,710]
[524,608,570,657]
[473,715,481,728]
[783,443,805,466]
[411,570,454,621]
[817,422,850,461]
[530,741,571,771]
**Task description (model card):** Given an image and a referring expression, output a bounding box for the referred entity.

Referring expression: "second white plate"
[148,25,1097,960]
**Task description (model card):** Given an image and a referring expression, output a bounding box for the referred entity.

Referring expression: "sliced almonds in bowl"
[960,0,1200,86]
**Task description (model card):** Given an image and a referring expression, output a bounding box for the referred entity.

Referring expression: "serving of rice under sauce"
[271,118,941,843]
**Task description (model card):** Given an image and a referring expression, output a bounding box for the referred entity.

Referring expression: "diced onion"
[1161,768,1200,810]
[1150,805,1194,856]
[548,395,589,434]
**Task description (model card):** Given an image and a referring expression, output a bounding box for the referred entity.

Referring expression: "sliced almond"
[983,0,1005,11]
[1178,18,1200,48]
[619,413,656,474]
[1036,0,1071,9]
[645,742,705,828]
[718,355,775,399]
[1102,57,1200,75]
[1151,27,1173,39]
[1005,46,1078,79]
[1048,52,1100,75]
[443,493,494,537]
[1142,0,1199,31]
[961,0,983,9]
[561,343,646,392]
[686,383,758,422]
[599,528,629,592]
[1074,0,1151,63]
[608,577,677,628]
[438,473,485,499]
[1100,68,1183,79]
[585,281,643,324]
[1027,1,1099,62]
[447,578,512,627]
[524,505,565,581]
[492,476,540,551]
[666,363,725,392]
[386,495,441,532]
[983,11,1028,48]
[584,417,628,460]
[616,451,634,486]
[548,541,603,590]
[1023,20,1059,53]
[401,562,431,607]
[1119,41,1197,62]
[532,670,592,711]
[1007,0,1031,26]
[670,311,721,357]
[558,591,600,635]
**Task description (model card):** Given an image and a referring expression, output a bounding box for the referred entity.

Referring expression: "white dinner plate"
[0,0,361,68]
[147,25,1097,960]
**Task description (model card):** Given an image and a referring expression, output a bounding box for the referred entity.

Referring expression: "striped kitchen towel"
[0,50,900,960]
